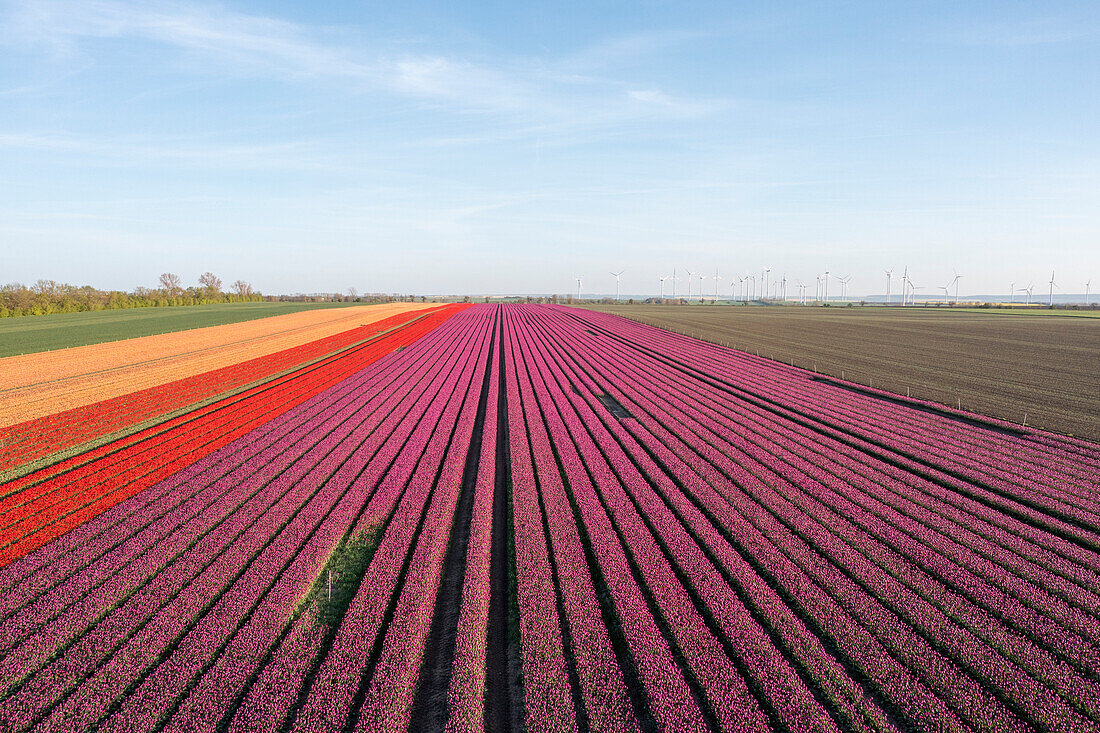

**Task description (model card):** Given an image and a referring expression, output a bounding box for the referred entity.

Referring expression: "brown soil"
[580,304,1100,442]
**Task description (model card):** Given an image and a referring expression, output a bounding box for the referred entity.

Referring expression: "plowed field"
[584,304,1100,441]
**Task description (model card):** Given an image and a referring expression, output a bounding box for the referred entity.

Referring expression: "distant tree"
[233,280,254,297]
[347,287,358,299]
[159,272,182,296]
[199,272,222,295]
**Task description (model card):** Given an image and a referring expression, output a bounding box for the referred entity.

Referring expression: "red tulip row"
[0,307,451,472]
[0,312,466,644]
[0,306,466,567]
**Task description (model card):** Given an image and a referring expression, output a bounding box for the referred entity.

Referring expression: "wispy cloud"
[3,0,727,131]
[945,16,1098,47]
[0,131,328,170]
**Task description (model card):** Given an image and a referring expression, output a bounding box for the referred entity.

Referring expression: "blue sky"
[1,1,1098,297]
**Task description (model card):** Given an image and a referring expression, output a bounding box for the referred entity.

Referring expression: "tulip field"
[0,303,1097,732]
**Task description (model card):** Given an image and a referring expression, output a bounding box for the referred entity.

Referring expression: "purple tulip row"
[507,315,648,732]
[514,308,895,732]
[284,313,492,733]
[527,305,1099,731]
[234,309,490,733]
[444,317,501,733]
[350,320,493,733]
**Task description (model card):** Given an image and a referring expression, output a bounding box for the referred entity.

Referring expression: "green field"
[0,302,366,358]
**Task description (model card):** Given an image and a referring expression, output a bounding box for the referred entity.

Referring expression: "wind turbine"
[781,274,788,302]
[749,275,756,301]
[1024,281,1034,305]
[672,267,678,299]
[1009,281,1015,304]
[736,275,746,302]
[940,273,957,305]
[1086,280,1092,305]
[762,267,771,301]
[952,270,963,304]
[838,275,851,301]
[684,269,694,300]
[823,268,830,302]
[1048,269,1057,306]
[884,269,894,304]
[713,267,721,300]
[814,275,821,302]
[658,275,668,299]
[610,270,624,302]
[574,275,583,300]
[698,272,705,301]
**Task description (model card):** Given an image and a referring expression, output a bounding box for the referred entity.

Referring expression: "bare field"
[581,304,1100,442]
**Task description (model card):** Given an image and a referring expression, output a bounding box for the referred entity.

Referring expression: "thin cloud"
[3,0,729,127]
[945,16,1097,47]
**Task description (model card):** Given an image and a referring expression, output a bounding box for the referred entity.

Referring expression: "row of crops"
[0,303,1097,732]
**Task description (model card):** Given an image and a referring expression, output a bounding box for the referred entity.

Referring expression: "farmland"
[0,301,373,358]
[0,303,1097,732]
[585,304,1100,442]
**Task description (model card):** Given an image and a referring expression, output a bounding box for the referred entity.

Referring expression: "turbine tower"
[1009,281,1015,304]
[1048,269,1057,306]
[1086,280,1092,305]
[823,268,830,302]
[672,267,677,299]
[684,269,694,300]
[952,270,963,304]
[574,275,583,300]
[610,270,624,302]
[658,275,668,299]
[713,267,721,300]
[884,269,893,304]
[1024,281,1034,306]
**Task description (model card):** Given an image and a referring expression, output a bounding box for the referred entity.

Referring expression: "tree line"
[0,273,261,318]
